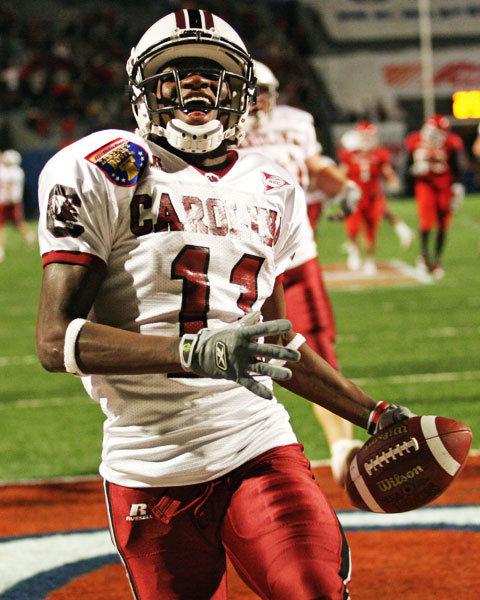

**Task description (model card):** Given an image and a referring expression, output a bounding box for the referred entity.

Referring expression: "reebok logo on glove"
[215,341,228,371]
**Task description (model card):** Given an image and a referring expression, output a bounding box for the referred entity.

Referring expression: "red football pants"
[284,258,338,369]
[307,202,323,231]
[414,180,452,231]
[105,444,351,600]
[345,194,385,245]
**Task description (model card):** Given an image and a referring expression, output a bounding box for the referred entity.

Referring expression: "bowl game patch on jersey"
[262,172,291,194]
[85,137,148,186]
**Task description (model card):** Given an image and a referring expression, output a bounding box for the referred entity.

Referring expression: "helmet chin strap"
[153,118,225,154]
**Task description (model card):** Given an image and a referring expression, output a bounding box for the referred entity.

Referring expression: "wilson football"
[346,416,472,513]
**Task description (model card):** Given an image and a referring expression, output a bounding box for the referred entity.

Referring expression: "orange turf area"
[1,457,479,599]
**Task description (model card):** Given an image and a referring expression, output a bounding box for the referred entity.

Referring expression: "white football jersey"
[0,164,24,204]
[241,104,321,268]
[38,129,306,487]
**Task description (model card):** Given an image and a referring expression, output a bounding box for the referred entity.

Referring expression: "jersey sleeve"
[38,146,119,271]
[377,147,392,165]
[404,133,417,152]
[448,133,465,152]
[274,183,308,277]
[337,148,350,164]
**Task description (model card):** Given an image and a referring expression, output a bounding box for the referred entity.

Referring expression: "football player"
[0,149,35,261]
[405,114,466,278]
[339,127,413,252]
[36,11,412,600]
[338,121,408,275]
[241,60,363,486]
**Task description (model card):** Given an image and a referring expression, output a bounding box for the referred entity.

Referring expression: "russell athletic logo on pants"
[126,504,152,521]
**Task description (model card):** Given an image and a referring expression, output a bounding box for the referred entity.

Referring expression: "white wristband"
[269,333,306,367]
[64,318,87,376]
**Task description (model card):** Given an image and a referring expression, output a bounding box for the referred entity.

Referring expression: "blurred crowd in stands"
[0,0,326,152]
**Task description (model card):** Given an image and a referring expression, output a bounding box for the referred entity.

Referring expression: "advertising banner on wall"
[303,0,480,40]
[312,47,480,116]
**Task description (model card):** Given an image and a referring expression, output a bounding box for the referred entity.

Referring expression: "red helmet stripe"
[202,10,214,29]
[175,10,186,29]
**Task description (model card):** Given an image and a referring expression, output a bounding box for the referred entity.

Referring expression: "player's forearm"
[40,320,182,375]
[77,322,182,374]
[281,342,376,429]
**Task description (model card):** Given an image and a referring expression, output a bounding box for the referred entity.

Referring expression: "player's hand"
[179,311,301,399]
[451,183,465,212]
[367,401,416,435]
[410,161,429,177]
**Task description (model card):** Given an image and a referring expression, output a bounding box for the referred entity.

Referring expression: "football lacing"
[365,437,420,476]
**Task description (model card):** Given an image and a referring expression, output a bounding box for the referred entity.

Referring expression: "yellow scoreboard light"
[452,90,480,119]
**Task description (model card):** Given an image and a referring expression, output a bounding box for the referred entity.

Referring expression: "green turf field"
[0,197,479,481]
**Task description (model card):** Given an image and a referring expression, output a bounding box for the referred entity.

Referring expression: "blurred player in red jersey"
[0,149,35,262]
[338,121,411,275]
[405,114,466,278]
[241,61,362,485]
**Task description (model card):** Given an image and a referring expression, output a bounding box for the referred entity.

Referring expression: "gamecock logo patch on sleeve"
[85,138,148,186]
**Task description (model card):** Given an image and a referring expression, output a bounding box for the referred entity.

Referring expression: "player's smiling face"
[157,58,231,128]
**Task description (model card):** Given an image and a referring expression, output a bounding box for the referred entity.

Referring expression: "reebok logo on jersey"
[215,341,228,371]
[262,172,291,194]
[126,503,153,521]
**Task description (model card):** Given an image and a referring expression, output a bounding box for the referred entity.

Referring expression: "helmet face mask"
[140,61,250,125]
[421,114,450,147]
[127,11,256,153]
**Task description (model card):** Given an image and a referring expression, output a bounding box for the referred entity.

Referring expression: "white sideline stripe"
[389,259,433,284]
[421,415,461,477]
[350,455,384,513]
[337,504,480,529]
[352,369,480,386]
[0,355,38,367]
[0,396,86,410]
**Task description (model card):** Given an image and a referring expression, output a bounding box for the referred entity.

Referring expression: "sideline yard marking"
[352,369,480,386]
[323,260,432,290]
[0,355,38,367]
[0,396,86,410]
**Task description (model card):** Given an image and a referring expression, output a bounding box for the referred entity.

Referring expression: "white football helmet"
[254,61,279,107]
[244,61,279,132]
[2,149,22,166]
[127,9,256,153]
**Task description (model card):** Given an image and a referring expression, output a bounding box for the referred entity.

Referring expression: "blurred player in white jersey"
[241,61,362,486]
[0,149,35,262]
[36,11,413,600]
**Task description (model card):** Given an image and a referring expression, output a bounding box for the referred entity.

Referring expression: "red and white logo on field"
[262,172,291,194]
